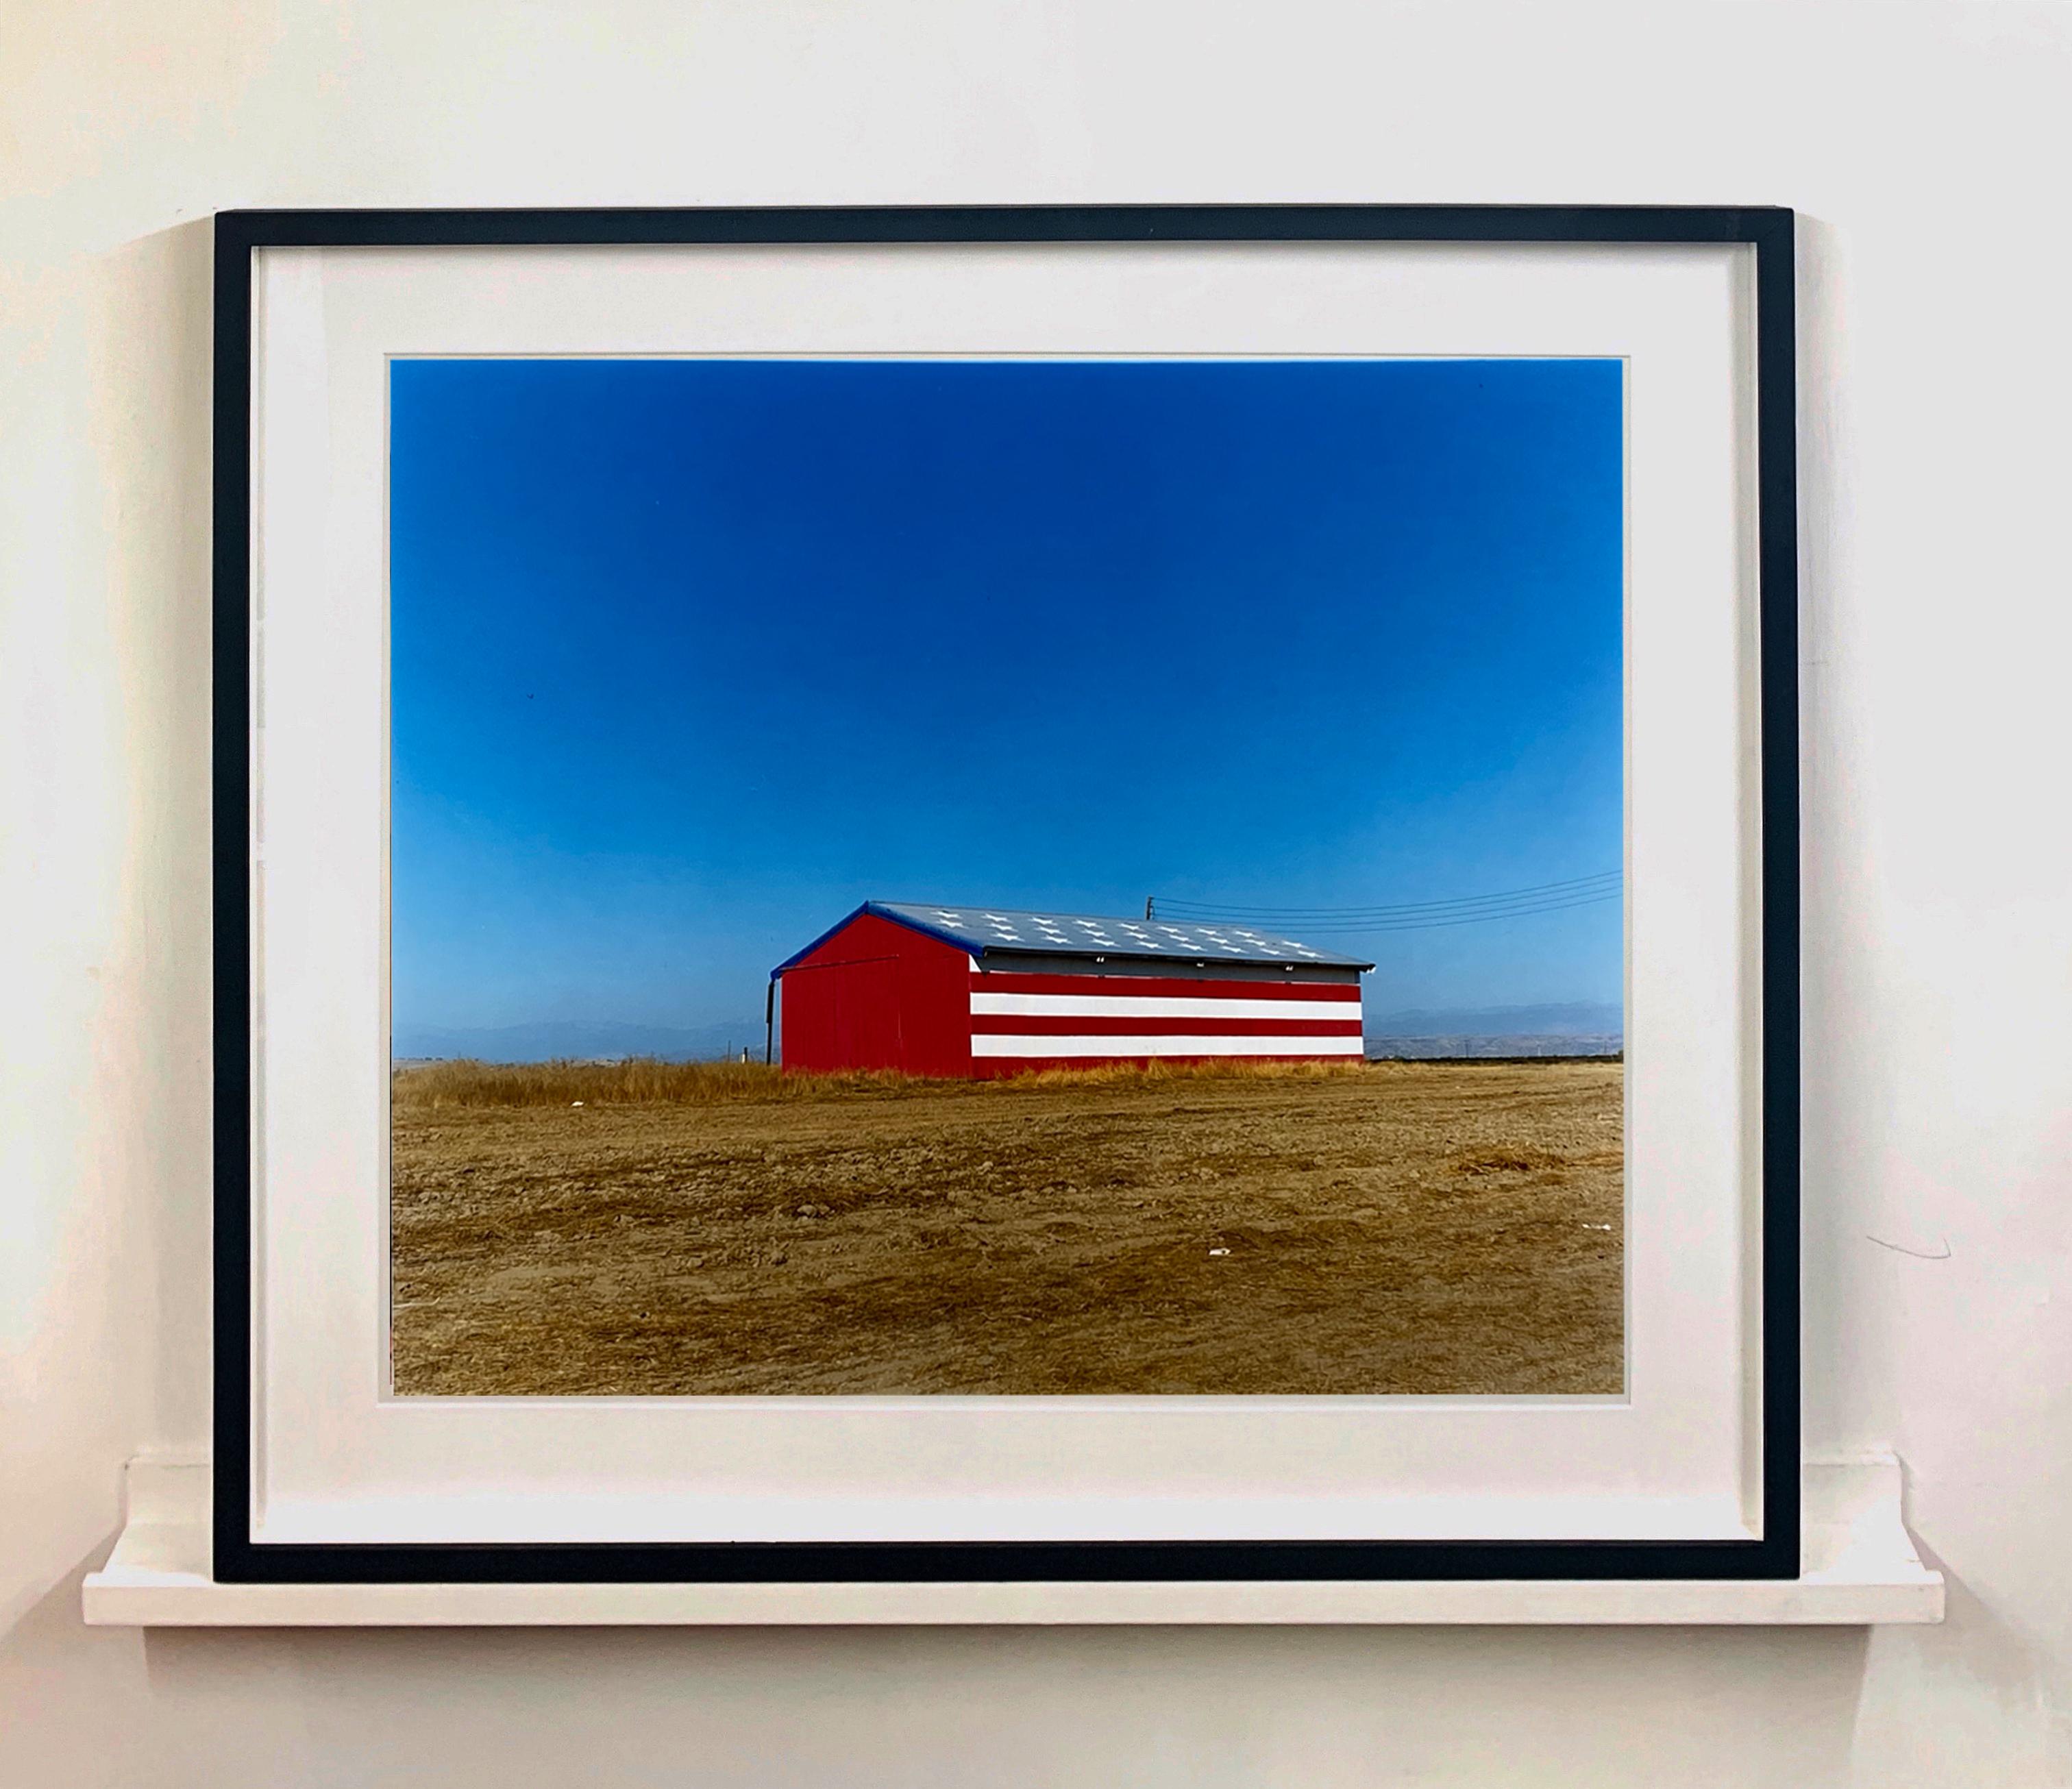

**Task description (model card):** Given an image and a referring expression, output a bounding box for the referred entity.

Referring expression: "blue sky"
[391,357,1623,1043]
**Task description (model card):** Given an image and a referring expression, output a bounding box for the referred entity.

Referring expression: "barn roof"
[774,901,1374,972]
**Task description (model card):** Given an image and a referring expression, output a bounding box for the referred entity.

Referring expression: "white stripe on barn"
[970,991,1359,1021]
[972,1033,1366,1059]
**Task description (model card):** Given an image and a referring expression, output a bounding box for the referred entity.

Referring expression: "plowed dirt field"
[391,1059,1623,1396]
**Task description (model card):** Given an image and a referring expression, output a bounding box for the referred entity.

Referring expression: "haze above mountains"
[394,1003,1623,1064]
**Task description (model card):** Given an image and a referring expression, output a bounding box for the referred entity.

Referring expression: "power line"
[1154,869,1620,918]
[1153,869,1623,928]
[1259,889,1623,934]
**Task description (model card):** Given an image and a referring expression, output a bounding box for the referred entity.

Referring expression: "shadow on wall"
[21,1512,2067,1785]
[3,1524,1886,1788]
[3,212,217,1783]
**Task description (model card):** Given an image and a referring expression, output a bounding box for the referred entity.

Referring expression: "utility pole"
[1145,896,1155,920]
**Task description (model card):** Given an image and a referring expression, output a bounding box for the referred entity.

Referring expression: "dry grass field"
[391,1058,1623,1396]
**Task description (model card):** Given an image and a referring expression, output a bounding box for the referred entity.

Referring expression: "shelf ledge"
[82,1455,1943,1627]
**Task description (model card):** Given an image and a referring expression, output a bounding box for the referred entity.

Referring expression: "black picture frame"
[212,203,1799,1586]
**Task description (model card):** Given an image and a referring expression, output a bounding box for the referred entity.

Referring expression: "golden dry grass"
[391,1059,1623,1397]
[393,1054,1375,1109]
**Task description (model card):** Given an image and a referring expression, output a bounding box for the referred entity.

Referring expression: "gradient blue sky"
[391,357,1623,1039]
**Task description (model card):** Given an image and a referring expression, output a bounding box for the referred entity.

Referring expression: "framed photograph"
[214,205,1798,1584]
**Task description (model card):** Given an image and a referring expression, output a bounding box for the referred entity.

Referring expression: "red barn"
[770,902,1372,1078]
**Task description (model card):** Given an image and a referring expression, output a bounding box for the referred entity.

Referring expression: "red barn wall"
[776,911,972,1076]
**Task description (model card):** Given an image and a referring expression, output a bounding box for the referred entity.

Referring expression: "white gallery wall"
[2,3,2067,1784]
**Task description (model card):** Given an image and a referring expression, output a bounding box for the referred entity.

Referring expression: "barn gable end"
[774,909,973,1077]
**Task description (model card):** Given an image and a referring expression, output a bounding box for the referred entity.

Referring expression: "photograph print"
[388,354,1625,1398]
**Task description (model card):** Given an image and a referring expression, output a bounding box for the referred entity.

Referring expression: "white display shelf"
[82,1455,1942,1627]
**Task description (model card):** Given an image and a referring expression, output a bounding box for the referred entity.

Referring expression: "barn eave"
[772,901,1374,978]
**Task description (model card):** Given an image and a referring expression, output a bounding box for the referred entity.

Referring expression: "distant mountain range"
[1366,1002,1622,1038]
[394,1018,767,1064]
[398,1003,1620,1064]
[1365,1002,1623,1059]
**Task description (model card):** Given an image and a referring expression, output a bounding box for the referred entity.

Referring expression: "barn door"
[830,956,904,1071]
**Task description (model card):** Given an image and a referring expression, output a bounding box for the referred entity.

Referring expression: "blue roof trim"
[768,902,872,977]
[774,901,1374,974]
[853,901,996,961]
[768,901,983,978]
